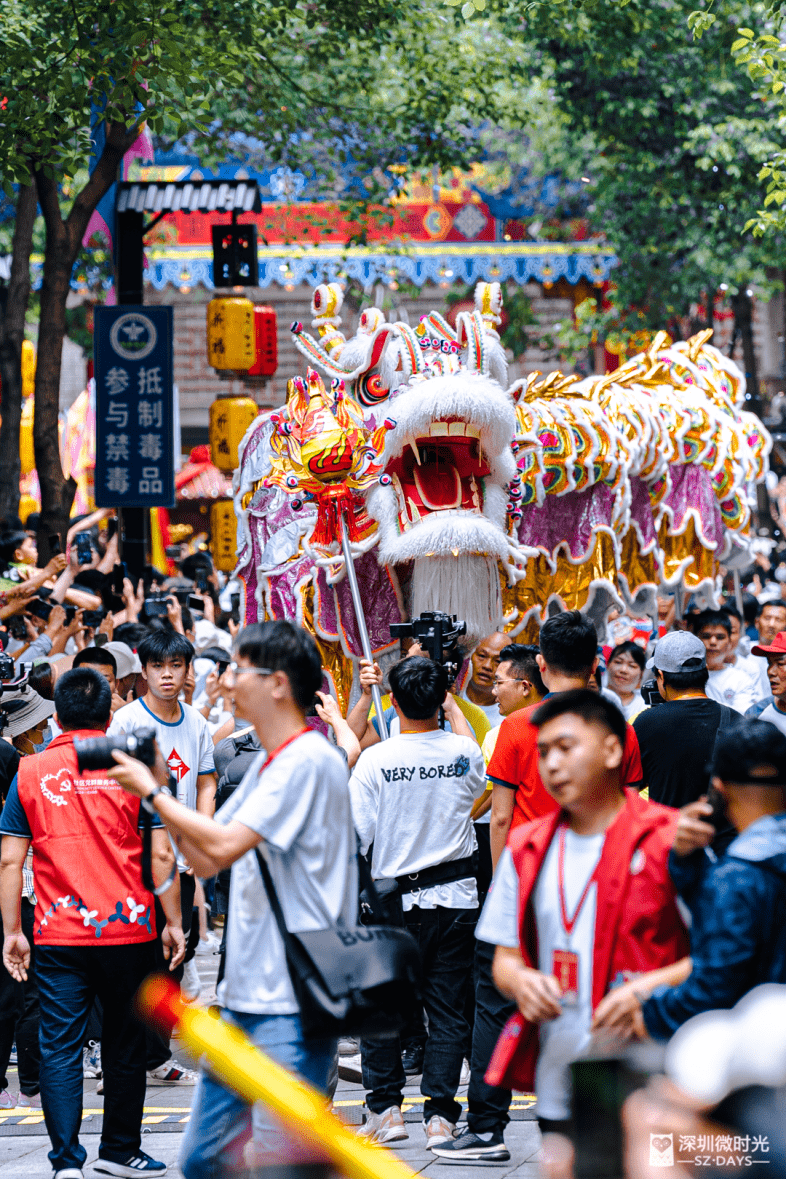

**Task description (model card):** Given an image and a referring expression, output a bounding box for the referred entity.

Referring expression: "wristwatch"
[140,782,172,816]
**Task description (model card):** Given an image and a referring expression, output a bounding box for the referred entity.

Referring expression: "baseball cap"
[712,719,786,785]
[751,631,786,658]
[646,630,707,673]
[104,641,142,680]
[0,686,55,738]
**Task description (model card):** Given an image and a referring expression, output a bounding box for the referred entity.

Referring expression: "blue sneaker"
[92,1153,167,1176]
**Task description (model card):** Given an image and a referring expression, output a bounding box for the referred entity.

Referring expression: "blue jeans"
[179,1010,335,1179]
[36,940,156,1172]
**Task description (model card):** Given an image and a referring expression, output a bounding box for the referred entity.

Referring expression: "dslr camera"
[74,728,157,772]
[390,611,467,682]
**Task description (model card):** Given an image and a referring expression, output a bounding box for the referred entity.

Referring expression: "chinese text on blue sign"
[94,307,175,508]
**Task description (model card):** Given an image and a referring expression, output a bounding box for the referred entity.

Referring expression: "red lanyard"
[259,728,308,773]
[557,825,599,937]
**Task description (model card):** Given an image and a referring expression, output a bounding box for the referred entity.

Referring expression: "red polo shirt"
[487,702,644,831]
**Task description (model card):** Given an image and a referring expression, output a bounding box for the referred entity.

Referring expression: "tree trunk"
[32,123,138,561]
[34,171,77,559]
[0,183,36,526]
[730,287,761,415]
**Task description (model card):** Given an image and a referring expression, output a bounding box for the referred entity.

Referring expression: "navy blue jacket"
[642,813,786,1040]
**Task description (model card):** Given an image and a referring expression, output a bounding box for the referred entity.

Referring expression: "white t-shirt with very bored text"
[476,828,605,1119]
[349,728,486,911]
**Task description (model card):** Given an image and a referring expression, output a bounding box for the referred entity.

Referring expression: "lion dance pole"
[138,976,412,1179]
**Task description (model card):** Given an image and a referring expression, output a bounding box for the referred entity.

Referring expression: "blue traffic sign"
[94,306,175,508]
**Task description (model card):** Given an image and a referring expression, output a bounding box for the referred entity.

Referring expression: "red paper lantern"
[248,305,278,376]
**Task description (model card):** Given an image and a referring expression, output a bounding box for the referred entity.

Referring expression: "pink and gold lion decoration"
[234,282,770,708]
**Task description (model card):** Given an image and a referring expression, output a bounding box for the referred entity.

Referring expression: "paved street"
[0,946,542,1177]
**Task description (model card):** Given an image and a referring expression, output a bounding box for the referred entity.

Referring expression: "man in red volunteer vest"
[0,667,185,1179]
[477,690,689,1138]
[487,612,643,871]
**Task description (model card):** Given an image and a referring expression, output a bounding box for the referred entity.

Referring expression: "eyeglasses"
[225,663,273,680]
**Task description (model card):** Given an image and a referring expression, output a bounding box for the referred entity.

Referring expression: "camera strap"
[139,776,177,896]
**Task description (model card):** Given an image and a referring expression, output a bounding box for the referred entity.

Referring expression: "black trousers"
[0,898,40,1094]
[146,870,195,1070]
[37,939,156,1172]
[466,937,516,1136]
[87,871,195,1072]
[361,904,477,1124]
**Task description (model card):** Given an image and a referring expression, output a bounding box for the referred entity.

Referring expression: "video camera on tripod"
[390,611,467,683]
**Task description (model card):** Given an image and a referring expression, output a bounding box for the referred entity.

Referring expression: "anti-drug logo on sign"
[109,312,158,361]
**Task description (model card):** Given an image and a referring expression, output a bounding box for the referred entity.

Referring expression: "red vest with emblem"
[16,732,156,946]
[485,789,689,1091]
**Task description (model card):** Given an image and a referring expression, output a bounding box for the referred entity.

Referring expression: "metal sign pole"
[340,514,388,740]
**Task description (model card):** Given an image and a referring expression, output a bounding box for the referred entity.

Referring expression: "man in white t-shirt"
[109,629,216,1085]
[694,610,762,714]
[349,656,486,1151]
[460,632,508,725]
[434,690,689,1155]
[110,620,357,1176]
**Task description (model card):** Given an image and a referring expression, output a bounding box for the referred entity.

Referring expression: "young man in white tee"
[694,610,762,715]
[109,629,216,1084]
[454,691,690,1146]
[348,656,486,1150]
[110,621,357,1177]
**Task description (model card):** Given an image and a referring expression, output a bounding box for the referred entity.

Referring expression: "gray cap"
[646,630,707,673]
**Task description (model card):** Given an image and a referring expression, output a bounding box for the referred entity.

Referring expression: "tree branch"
[66,118,142,252]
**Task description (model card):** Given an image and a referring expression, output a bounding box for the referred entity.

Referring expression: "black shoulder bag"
[255,845,422,1042]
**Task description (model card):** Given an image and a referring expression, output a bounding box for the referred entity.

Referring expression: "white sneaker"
[0,1089,14,1109]
[181,959,201,1002]
[195,932,221,956]
[54,1170,84,1178]
[357,1105,409,1144]
[424,1114,457,1149]
[146,1061,198,1085]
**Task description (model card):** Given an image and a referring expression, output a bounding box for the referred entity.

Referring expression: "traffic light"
[211,224,259,288]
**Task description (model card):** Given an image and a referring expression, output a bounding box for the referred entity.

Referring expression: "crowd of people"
[0,507,783,1178]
